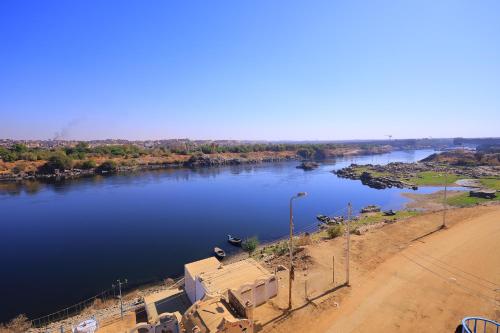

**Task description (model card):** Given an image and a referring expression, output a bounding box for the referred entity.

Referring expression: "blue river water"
[0,149,446,321]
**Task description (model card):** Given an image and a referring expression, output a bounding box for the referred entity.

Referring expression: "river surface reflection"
[0,149,447,321]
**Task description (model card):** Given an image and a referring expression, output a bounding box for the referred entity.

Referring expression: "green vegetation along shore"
[0,141,392,182]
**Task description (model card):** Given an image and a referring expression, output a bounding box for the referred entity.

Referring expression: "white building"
[184,257,221,304]
[184,258,278,307]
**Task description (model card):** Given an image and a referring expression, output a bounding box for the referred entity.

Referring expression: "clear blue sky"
[1,0,499,141]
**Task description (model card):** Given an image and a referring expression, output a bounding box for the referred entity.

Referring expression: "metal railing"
[29,276,186,332]
[30,288,117,328]
[462,317,499,333]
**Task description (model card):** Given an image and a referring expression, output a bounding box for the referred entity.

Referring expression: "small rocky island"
[296,161,319,170]
[333,162,421,190]
[332,150,500,191]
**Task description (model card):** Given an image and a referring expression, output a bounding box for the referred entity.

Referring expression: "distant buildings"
[0,138,249,150]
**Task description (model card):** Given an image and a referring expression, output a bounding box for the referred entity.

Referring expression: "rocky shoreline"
[0,154,296,183]
[333,162,499,190]
[332,162,421,190]
[0,147,395,183]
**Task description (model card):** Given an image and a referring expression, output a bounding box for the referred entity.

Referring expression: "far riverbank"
[0,146,392,182]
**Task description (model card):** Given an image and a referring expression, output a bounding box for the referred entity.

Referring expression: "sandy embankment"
[31,198,499,333]
[259,204,500,333]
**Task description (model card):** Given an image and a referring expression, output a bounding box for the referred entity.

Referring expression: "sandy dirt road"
[323,207,499,332]
[260,205,500,333]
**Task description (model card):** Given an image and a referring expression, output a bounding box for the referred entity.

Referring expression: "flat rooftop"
[182,298,240,333]
[199,258,273,294]
[197,299,237,332]
[143,288,190,323]
[185,257,221,277]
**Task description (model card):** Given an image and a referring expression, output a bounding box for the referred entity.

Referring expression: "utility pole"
[289,197,293,310]
[113,279,128,319]
[288,192,307,310]
[346,203,352,286]
[442,172,448,228]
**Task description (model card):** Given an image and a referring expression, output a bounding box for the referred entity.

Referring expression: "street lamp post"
[113,279,128,319]
[288,192,307,310]
[442,172,448,228]
[346,203,352,286]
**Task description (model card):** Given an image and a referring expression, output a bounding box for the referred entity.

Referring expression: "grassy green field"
[347,165,499,190]
[351,166,388,178]
[446,192,500,207]
[311,210,421,240]
[479,178,500,191]
[411,171,462,186]
[350,167,464,186]
[353,210,420,226]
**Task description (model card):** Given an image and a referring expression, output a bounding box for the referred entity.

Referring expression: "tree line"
[0,142,385,175]
[0,142,368,163]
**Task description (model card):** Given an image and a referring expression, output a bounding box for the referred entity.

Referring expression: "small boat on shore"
[361,205,381,213]
[383,209,396,216]
[316,214,330,223]
[227,234,242,246]
[214,247,226,259]
[329,216,344,224]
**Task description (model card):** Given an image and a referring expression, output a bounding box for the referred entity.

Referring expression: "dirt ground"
[402,190,463,211]
[97,313,135,333]
[256,204,500,333]
[45,202,499,333]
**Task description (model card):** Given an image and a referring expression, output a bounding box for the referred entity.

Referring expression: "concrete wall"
[129,312,181,333]
[232,275,278,307]
[194,277,206,302]
[184,269,196,304]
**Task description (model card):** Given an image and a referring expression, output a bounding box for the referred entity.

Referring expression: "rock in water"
[297,161,319,170]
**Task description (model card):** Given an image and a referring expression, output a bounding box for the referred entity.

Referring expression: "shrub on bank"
[76,160,96,170]
[97,160,118,173]
[11,162,26,174]
[266,241,289,257]
[37,153,73,174]
[327,225,343,239]
[242,236,259,255]
[0,314,31,333]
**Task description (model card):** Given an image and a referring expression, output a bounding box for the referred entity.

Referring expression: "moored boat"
[227,234,242,246]
[361,205,381,213]
[214,247,226,259]
[316,214,330,223]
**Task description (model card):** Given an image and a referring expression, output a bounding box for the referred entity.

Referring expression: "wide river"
[0,149,445,321]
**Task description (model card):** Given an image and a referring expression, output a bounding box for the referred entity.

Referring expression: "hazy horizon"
[2,135,498,143]
[1,1,499,140]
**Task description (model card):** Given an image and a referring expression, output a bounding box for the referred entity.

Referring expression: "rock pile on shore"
[359,171,418,190]
[333,162,500,190]
[333,163,419,190]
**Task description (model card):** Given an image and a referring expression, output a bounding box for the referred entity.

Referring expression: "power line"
[401,253,498,305]
[405,248,500,289]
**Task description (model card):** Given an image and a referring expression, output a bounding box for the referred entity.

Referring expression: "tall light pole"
[113,279,128,319]
[346,203,352,286]
[442,172,448,228]
[288,192,307,310]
